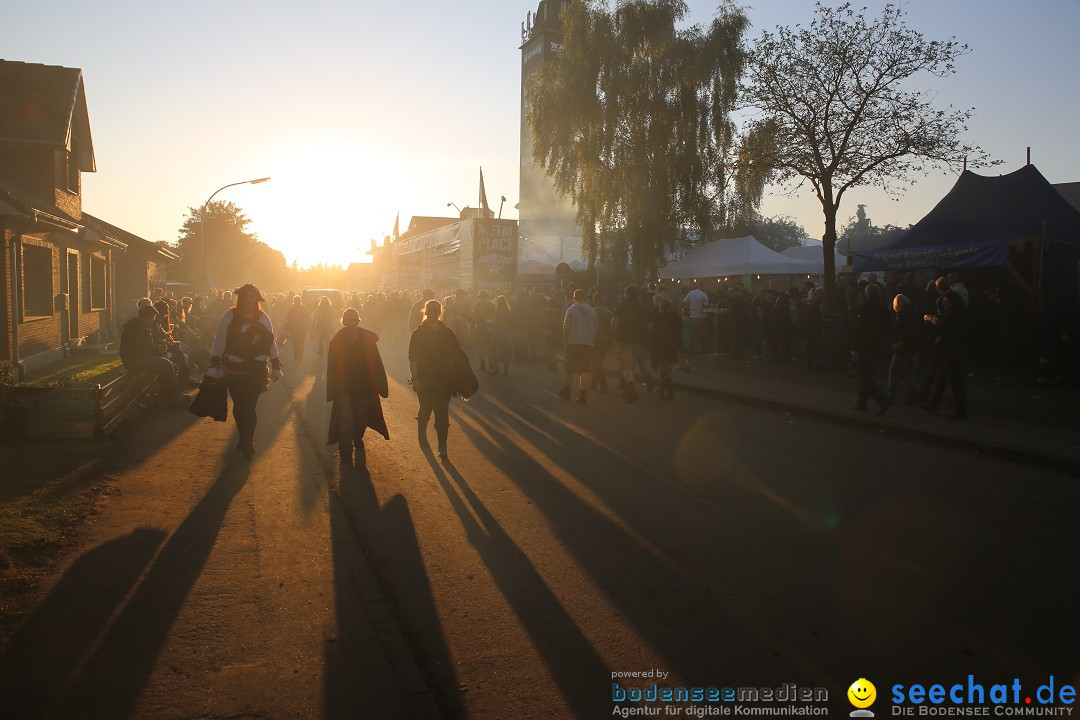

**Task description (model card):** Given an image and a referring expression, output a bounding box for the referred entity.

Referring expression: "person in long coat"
[284,295,311,364]
[326,307,389,465]
[650,298,682,401]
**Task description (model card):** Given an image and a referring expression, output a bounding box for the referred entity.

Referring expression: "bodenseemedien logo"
[849,678,877,717]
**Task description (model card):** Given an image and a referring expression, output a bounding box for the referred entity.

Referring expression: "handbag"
[188,374,228,422]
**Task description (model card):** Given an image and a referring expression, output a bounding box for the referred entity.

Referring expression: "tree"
[742,2,994,307]
[527,0,763,280]
[174,200,286,291]
[838,204,910,255]
[735,213,806,253]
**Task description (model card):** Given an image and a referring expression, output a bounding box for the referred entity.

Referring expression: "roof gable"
[82,213,179,260]
[0,59,95,172]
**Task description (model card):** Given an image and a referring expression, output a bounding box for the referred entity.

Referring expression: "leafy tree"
[742,2,994,306]
[527,0,762,280]
[838,204,909,255]
[737,213,806,253]
[174,200,286,291]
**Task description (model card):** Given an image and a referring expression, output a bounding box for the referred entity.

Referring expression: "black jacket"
[852,298,890,353]
[120,318,157,368]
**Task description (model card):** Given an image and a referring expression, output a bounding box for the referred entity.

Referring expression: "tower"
[519,1,582,266]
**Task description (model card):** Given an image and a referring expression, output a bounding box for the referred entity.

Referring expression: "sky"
[5,0,1079,268]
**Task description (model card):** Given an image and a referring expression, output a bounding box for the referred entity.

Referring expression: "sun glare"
[241,136,406,269]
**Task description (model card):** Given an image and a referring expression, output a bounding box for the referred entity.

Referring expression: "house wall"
[1,226,11,362]
[52,149,81,219]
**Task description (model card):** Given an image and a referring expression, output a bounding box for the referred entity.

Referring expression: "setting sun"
[239,134,410,269]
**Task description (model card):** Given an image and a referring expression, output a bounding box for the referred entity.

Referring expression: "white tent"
[780,243,847,274]
[660,236,819,279]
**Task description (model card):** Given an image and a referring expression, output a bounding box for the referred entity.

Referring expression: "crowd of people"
[116,269,1076,462]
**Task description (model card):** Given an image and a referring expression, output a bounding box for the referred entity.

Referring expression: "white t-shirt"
[684,288,709,318]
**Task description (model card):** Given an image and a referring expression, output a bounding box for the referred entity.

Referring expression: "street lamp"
[200,176,271,289]
[498,195,507,219]
[447,201,462,215]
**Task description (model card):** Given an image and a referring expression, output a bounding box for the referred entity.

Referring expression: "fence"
[0,371,161,438]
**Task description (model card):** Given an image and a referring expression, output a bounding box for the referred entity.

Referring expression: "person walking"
[206,284,283,458]
[409,300,458,460]
[612,286,649,403]
[284,295,311,364]
[922,290,970,420]
[851,283,892,415]
[442,295,473,352]
[472,291,495,372]
[590,292,613,394]
[409,289,436,333]
[651,298,682,400]
[492,294,513,376]
[888,294,922,404]
[313,296,337,358]
[682,284,710,353]
[558,288,598,404]
[326,307,389,465]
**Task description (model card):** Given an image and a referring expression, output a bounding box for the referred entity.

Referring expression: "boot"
[576,389,587,405]
[417,418,430,450]
[435,425,448,460]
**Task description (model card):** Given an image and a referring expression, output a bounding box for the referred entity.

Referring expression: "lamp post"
[199,176,271,289]
[447,201,462,216]
[498,195,507,219]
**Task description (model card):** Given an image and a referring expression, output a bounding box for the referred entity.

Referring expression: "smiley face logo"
[848,678,877,713]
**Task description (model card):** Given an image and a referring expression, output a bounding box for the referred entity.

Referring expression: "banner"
[473,220,518,287]
[852,240,1009,272]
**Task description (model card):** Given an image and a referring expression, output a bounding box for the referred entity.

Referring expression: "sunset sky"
[5,0,1079,268]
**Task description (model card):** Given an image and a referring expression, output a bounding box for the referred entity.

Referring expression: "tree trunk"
[821,199,841,312]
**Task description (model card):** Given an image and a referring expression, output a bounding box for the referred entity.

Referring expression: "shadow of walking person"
[0,527,167,719]
[428,455,612,719]
[47,455,251,718]
[328,459,458,718]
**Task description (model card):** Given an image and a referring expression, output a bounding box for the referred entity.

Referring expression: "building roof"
[82,213,179,260]
[1055,182,1080,213]
[400,216,458,241]
[0,59,95,172]
[0,179,83,231]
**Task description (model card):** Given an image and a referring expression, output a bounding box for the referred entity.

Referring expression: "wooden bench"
[93,370,162,438]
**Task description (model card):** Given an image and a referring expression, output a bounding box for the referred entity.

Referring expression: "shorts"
[614,342,640,370]
[565,344,593,374]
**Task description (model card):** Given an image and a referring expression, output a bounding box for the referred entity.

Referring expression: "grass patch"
[0,438,119,643]
[24,356,124,389]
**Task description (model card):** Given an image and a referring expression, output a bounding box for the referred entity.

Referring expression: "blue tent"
[853,164,1080,326]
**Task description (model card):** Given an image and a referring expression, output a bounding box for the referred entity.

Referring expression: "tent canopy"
[853,164,1080,273]
[660,236,818,279]
[780,243,846,274]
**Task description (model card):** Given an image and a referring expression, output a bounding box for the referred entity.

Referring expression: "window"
[22,244,54,318]
[89,255,106,310]
[67,139,80,193]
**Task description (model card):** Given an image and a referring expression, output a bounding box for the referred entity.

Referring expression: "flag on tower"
[392,211,400,240]
[479,167,490,216]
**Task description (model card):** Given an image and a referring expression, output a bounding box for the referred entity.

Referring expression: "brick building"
[0,60,144,378]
